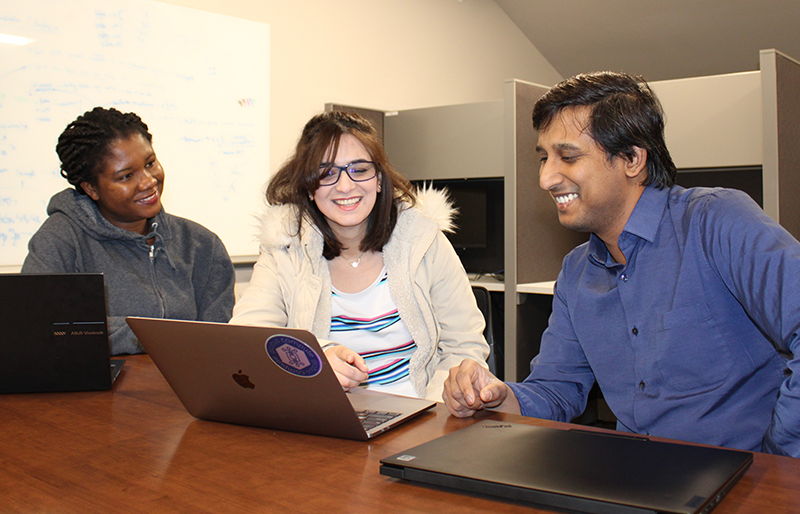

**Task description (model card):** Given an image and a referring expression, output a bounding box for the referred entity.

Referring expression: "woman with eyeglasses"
[231,111,489,400]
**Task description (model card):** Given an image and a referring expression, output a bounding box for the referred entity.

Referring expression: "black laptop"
[380,420,753,514]
[0,273,123,393]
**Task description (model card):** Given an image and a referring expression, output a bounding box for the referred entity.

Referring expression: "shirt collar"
[621,184,668,244]
[588,184,669,266]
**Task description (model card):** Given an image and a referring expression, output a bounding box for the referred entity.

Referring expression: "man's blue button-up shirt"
[508,185,800,456]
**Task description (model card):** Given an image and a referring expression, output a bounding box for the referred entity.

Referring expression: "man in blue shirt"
[442,71,800,457]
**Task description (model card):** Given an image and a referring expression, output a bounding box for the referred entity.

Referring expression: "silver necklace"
[342,252,363,268]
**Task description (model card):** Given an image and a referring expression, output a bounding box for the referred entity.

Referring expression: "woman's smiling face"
[81,133,164,235]
[312,133,379,242]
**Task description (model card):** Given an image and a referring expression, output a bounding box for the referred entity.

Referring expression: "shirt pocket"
[653,302,733,392]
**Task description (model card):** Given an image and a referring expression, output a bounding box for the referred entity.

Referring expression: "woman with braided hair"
[22,107,235,355]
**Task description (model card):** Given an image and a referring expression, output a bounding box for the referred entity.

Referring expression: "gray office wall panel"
[510,81,588,285]
[504,79,588,381]
[384,101,504,180]
[775,52,800,240]
[760,49,800,241]
[761,51,780,223]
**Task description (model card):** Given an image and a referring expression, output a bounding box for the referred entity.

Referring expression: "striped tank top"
[330,267,418,397]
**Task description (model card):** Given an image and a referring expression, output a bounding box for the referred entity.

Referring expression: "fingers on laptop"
[325,345,369,389]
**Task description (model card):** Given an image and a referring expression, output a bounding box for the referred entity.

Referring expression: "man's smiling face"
[536,106,645,246]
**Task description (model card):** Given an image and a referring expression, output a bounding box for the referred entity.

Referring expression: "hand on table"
[442,358,519,417]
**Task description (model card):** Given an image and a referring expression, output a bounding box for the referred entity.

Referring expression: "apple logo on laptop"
[232,370,255,389]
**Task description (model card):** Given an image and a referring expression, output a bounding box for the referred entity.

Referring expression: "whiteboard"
[0,0,269,266]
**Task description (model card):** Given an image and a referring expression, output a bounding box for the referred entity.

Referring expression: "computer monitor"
[413,177,504,276]
[675,166,763,207]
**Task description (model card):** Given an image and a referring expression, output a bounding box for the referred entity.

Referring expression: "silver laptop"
[381,420,753,514]
[126,317,435,440]
[0,273,124,394]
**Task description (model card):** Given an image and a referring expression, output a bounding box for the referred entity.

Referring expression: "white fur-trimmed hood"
[255,186,456,249]
[413,184,456,234]
[254,202,301,249]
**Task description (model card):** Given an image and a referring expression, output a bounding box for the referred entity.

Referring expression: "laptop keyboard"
[357,409,401,431]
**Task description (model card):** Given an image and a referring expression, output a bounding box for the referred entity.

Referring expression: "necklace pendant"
[343,252,363,268]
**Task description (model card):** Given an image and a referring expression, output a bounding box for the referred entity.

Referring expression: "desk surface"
[2,355,799,513]
[468,276,556,295]
[516,281,556,295]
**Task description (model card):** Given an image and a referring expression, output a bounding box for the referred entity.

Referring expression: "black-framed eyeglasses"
[318,161,376,186]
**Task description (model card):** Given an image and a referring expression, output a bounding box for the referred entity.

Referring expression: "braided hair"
[56,107,153,194]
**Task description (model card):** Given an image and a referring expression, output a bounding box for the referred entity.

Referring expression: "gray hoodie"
[22,188,235,355]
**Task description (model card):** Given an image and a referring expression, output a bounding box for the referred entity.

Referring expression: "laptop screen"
[0,273,113,393]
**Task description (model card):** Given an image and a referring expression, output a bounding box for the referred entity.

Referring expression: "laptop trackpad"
[346,387,421,411]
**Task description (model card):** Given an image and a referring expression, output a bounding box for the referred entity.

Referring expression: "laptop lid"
[0,273,119,393]
[380,420,753,514]
[126,317,435,440]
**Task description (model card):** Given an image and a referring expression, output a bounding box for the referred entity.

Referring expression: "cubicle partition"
[503,79,588,380]
[761,49,800,238]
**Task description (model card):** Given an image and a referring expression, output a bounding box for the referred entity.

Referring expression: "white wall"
[157,0,562,178]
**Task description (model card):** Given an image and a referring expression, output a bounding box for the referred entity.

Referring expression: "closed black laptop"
[0,273,122,393]
[381,420,753,514]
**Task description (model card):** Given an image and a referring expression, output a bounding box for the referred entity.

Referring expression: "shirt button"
[620,274,629,282]
[639,381,646,390]
[632,327,638,335]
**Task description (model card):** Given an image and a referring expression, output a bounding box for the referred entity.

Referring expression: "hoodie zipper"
[147,222,165,317]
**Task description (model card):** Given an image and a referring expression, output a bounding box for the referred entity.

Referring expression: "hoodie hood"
[255,186,457,250]
[47,188,165,243]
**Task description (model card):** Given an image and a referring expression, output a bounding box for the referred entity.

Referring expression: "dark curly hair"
[267,111,415,260]
[532,71,677,189]
[56,107,153,194]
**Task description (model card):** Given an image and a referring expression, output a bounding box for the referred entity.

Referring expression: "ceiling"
[494,0,800,82]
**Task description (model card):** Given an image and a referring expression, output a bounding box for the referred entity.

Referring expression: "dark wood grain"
[1,355,798,513]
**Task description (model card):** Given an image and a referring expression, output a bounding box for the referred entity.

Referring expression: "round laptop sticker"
[265,334,323,378]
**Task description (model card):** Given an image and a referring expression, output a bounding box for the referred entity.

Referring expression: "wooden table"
[1,355,799,513]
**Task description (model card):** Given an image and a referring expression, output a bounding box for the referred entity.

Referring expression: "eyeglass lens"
[318,161,375,185]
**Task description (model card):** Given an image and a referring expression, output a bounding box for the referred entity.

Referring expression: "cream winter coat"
[230,188,489,400]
